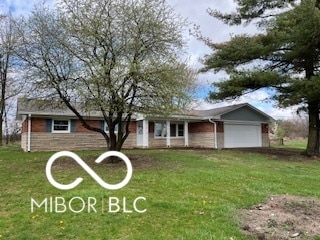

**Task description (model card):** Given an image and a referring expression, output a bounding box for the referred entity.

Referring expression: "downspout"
[27,114,31,152]
[209,119,218,149]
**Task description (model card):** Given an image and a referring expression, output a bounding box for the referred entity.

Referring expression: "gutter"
[27,114,31,152]
[208,119,218,149]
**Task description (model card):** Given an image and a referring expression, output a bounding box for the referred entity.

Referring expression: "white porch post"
[27,114,31,152]
[166,120,170,147]
[142,119,149,148]
[184,121,189,147]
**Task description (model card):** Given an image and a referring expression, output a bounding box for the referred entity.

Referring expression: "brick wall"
[188,121,224,132]
[22,118,137,134]
[20,117,137,151]
[189,122,214,133]
[188,122,217,148]
[76,120,137,133]
[216,121,224,132]
[22,119,28,133]
[76,120,100,133]
[261,123,269,134]
[31,117,46,132]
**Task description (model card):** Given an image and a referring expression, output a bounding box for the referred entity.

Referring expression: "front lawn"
[1,145,320,239]
[272,138,308,149]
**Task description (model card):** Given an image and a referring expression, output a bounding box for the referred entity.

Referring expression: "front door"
[136,121,143,146]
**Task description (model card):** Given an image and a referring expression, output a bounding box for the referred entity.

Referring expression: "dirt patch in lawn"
[237,195,320,239]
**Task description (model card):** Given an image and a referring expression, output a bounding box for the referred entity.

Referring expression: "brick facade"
[216,121,224,132]
[261,123,269,134]
[189,122,213,133]
[21,117,270,151]
[76,120,100,133]
[21,118,137,134]
[21,117,137,151]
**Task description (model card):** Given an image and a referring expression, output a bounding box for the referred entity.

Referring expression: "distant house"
[16,98,273,152]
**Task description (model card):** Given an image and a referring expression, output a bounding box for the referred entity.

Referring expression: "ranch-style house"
[16,98,273,152]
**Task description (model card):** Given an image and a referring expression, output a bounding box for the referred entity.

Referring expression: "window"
[154,122,184,138]
[171,123,184,137]
[178,124,184,137]
[52,120,70,133]
[155,123,166,137]
[105,122,119,133]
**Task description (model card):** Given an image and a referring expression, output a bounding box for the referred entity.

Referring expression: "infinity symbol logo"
[46,151,133,190]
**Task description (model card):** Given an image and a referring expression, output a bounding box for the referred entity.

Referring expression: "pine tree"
[201,0,320,156]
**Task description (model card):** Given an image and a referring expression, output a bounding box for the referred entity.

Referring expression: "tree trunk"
[108,127,120,163]
[4,108,9,144]
[0,117,2,146]
[0,97,4,147]
[107,115,132,163]
[0,76,4,147]
[305,100,320,156]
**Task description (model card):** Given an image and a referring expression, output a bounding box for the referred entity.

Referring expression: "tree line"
[271,118,309,143]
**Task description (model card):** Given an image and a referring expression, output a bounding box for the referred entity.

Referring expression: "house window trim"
[154,122,184,139]
[52,119,71,133]
[104,121,119,133]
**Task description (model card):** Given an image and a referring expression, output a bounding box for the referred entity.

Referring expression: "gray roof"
[189,103,248,117]
[16,98,273,122]
[189,103,273,120]
[16,98,103,119]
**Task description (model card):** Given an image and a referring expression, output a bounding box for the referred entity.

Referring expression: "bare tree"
[0,13,21,146]
[16,0,196,151]
[280,118,309,139]
[4,97,21,144]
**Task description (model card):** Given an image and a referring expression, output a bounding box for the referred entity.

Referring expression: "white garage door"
[224,123,262,148]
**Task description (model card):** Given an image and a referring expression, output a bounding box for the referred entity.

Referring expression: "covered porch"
[135,119,190,148]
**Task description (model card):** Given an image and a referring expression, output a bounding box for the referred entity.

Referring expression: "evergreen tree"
[201,0,320,156]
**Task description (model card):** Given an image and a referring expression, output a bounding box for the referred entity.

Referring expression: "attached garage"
[191,103,273,149]
[224,123,262,148]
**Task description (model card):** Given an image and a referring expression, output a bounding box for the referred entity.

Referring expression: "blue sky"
[1,0,302,119]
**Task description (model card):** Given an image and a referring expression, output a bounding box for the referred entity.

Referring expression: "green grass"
[1,145,320,239]
[272,138,307,149]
